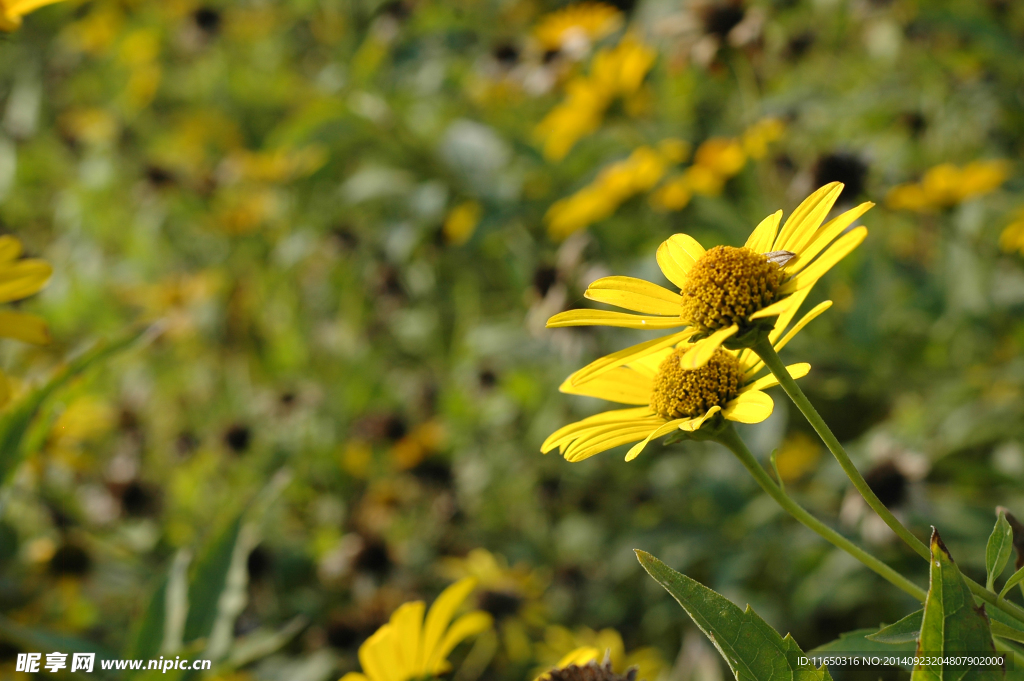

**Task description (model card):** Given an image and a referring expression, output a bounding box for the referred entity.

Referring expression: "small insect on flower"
[546,183,871,370]
[542,292,825,462]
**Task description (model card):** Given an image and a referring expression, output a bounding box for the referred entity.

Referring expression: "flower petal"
[624,419,689,461]
[744,210,782,253]
[428,611,493,673]
[786,202,873,274]
[558,367,652,405]
[657,234,705,288]
[773,182,843,252]
[723,390,774,423]
[0,259,52,303]
[679,405,722,431]
[541,407,656,453]
[741,363,810,392]
[564,426,658,462]
[390,601,425,676]
[359,625,401,681]
[748,295,797,320]
[421,577,477,670]
[569,329,696,386]
[546,309,685,329]
[679,325,738,369]
[0,311,50,345]
[585,276,682,315]
[772,301,832,354]
[0,236,22,263]
[780,226,867,294]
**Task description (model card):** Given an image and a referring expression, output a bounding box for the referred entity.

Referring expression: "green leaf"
[992,621,1024,645]
[912,529,1001,680]
[867,610,923,645]
[810,629,916,670]
[636,550,832,681]
[0,614,119,680]
[1000,565,1024,599]
[0,325,150,486]
[986,511,1014,591]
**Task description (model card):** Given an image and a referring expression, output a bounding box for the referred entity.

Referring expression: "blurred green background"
[1,0,1024,679]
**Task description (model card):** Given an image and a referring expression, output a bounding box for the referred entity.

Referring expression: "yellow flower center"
[650,348,740,419]
[680,245,782,331]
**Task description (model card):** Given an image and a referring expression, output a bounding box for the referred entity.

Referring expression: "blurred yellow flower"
[221,146,328,184]
[649,174,692,211]
[339,577,493,681]
[887,160,1009,212]
[742,117,785,159]
[392,420,445,470]
[533,2,622,54]
[443,201,483,245]
[535,626,663,681]
[0,0,65,31]
[535,35,656,161]
[0,236,53,350]
[53,397,117,445]
[59,108,120,147]
[774,431,822,482]
[999,209,1024,256]
[546,146,669,238]
[535,647,601,681]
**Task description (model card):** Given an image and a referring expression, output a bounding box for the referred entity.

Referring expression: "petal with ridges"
[782,184,844,254]
[420,577,477,670]
[565,427,657,462]
[786,202,873,274]
[0,311,50,345]
[723,390,774,423]
[541,408,655,453]
[781,226,867,294]
[773,183,842,251]
[570,329,696,386]
[679,325,738,369]
[744,210,782,253]
[741,363,810,392]
[428,611,493,673]
[390,601,425,676]
[558,368,652,404]
[624,419,690,461]
[627,347,674,377]
[562,421,663,458]
[585,276,682,315]
[546,309,685,329]
[679,405,722,431]
[657,234,705,288]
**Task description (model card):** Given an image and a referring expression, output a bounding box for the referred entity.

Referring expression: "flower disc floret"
[650,348,740,419]
[680,245,782,331]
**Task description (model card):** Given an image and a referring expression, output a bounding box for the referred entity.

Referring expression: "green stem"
[715,425,926,601]
[752,336,1024,627]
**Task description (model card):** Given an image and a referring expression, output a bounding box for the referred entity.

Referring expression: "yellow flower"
[774,431,822,482]
[649,174,692,211]
[546,183,871,370]
[535,35,656,161]
[541,299,823,462]
[887,160,1009,212]
[535,626,663,681]
[443,201,483,245]
[546,146,670,238]
[535,647,601,681]
[999,209,1024,256]
[0,236,53,347]
[0,0,65,31]
[742,118,785,160]
[533,2,623,53]
[340,577,493,681]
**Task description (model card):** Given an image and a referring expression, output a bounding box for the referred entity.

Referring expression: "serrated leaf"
[636,550,832,681]
[867,610,923,645]
[1000,565,1024,599]
[912,529,1001,680]
[987,512,1014,591]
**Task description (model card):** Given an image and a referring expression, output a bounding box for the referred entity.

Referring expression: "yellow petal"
[562,419,664,457]
[767,287,813,346]
[0,236,23,263]
[558,368,652,405]
[7,0,65,16]
[0,310,50,345]
[427,611,493,673]
[781,183,845,254]
[786,202,873,274]
[772,301,832,354]
[339,674,371,681]
[0,260,52,303]
[773,183,843,252]
[585,276,682,315]
[723,390,774,423]
[546,309,685,329]
[569,329,696,386]
[780,226,866,294]
[624,419,689,461]
[748,295,796,320]
[420,577,477,670]
[741,363,810,392]
[389,601,425,676]
[743,210,782,253]
[656,234,705,288]
[626,347,674,378]
[359,625,400,681]
[679,325,738,370]
[542,407,657,453]
[679,405,721,431]
[565,426,658,462]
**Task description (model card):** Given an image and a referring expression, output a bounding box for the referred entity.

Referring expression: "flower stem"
[752,336,1024,626]
[715,424,926,601]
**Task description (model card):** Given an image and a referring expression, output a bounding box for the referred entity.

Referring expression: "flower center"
[650,348,740,420]
[679,245,782,331]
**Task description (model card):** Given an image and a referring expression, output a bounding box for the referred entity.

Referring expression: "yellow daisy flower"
[535,626,662,681]
[546,183,871,372]
[542,293,827,462]
[0,0,64,30]
[886,160,1009,213]
[533,2,623,54]
[537,651,638,681]
[340,577,493,681]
